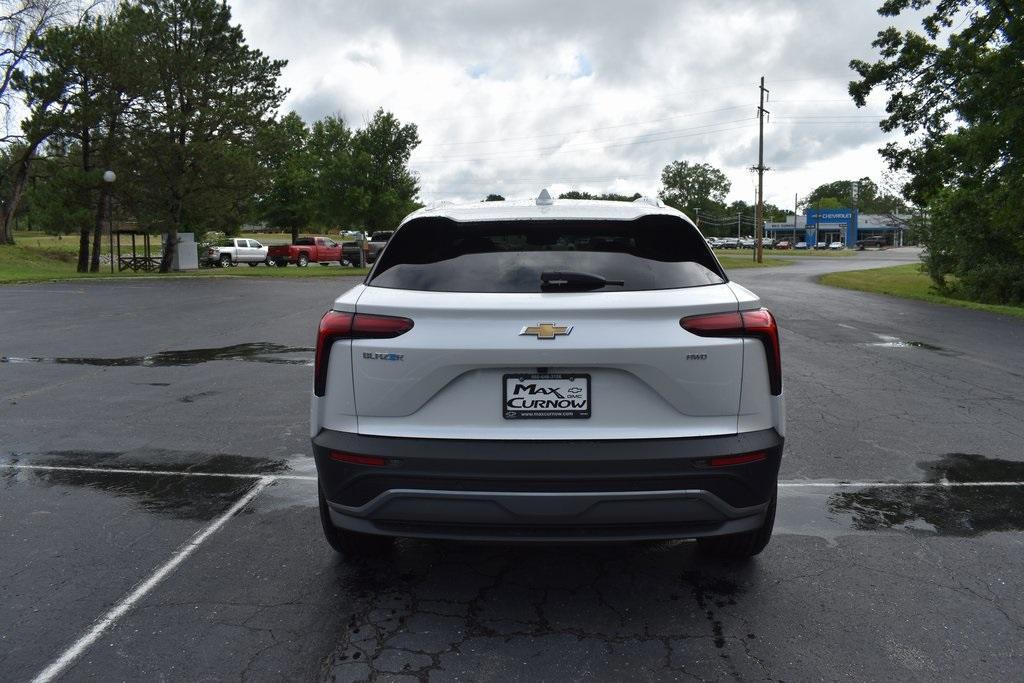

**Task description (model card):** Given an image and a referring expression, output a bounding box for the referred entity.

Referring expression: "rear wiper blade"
[540,271,625,290]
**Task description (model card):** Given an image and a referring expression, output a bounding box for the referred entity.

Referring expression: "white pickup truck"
[204,238,271,267]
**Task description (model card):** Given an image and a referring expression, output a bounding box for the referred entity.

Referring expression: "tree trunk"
[159,230,177,272]
[76,227,91,272]
[160,184,185,273]
[90,183,109,272]
[77,122,93,272]
[291,225,298,244]
[0,147,35,246]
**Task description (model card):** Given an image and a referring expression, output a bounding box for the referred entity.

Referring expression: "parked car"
[267,236,344,267]
[815,241,828,250]
[794,241,808,249]
[341,241,363,265]
[717,237,740,249]
[204,238,270,267]
[828,241,844,250]
[312,193,784,560]
[856,237,886,250]
[739,237,755,249]
[367,231,394,263]
[775,240,792,250]
[338,231,395,266]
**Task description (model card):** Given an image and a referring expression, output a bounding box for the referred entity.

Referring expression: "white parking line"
[6,459,1023,680]
[2,462,1023,488]
[778,480,1024,488]
[31,476,273,683]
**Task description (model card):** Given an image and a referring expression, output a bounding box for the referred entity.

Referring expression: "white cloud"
[232,0,919,211]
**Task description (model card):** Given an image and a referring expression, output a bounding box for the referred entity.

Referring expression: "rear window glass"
[294,237,315,246]
[368,216,726,293]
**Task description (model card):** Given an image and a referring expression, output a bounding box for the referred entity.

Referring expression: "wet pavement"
[2,253,1024,681]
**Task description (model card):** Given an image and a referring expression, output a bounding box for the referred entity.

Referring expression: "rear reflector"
[314,310,414,396]
[708,451,767,467]
[328,451,388,467]
[681,308,782,395]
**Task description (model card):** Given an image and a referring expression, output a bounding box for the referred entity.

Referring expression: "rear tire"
[276,260,288,268]
[697,491,775,560]
[318,487,392,557]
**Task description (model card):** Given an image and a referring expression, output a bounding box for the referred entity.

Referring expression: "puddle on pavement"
[7,467,257,520]
[827,453,1024,536]
[10,449,293,475]
[862,334,959,356]
[0,342,313,367]
[869,340,944,350]
[0,449,300,520]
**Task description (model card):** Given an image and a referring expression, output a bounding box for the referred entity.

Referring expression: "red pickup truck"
[267,237,345,267]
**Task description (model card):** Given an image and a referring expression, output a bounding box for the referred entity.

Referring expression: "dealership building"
[765,209,911,246]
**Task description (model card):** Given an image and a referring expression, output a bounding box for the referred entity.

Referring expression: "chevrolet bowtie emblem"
[519,323,573,339]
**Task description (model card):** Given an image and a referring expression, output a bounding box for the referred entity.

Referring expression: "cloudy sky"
[232,0,921,212]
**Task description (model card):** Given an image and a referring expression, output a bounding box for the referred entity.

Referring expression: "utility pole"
[793,192,798,244]
[754,76,769,263]
[736,212,741,241]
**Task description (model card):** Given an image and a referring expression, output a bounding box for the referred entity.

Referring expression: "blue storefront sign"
[806,208,858,245]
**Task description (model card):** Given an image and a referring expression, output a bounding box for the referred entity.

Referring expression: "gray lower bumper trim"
[327,487,768,541]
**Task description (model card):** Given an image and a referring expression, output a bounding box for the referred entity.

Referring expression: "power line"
[414,80,765,123]
[411,120,756,164]
[417,105,752,148]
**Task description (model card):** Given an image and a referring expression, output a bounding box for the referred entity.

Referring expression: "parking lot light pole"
[103,170,116,273]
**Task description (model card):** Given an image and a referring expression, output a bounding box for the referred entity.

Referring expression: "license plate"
[502,373,591,419]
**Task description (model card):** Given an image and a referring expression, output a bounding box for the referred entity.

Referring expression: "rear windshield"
[294,237,315,245]
[368,216,726,293]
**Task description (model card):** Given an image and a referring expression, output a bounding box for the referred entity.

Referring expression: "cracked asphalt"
[2,249,1023,681]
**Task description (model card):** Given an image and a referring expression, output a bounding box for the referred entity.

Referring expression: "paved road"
[2,251,1023,681]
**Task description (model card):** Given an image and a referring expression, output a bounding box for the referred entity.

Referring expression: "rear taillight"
[314,311,413,396]
[329,451,388,467]
[681,308,782,395]
[708,451,767,467]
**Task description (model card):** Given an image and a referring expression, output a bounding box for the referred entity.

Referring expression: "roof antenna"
[536,188,553,206]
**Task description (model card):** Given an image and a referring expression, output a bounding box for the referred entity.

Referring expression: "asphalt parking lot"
[3,249,1023,681]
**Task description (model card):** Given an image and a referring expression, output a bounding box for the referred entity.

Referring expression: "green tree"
[802,177,909,214]
[483,194,504,201]
[850,1,1024,303]
[347,109,421,233]
[23,143,92,238]
[307,114,353,230]
[658,161,730,216]
[24,10,143,271]
[256,112,313,243]
[557,191,642,201]
[0,0,80,245]
[124,0,287,272]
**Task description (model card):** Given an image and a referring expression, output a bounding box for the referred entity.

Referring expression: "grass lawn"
[819,263,1024,319]
[717,253,789,269]
[0,233,368,285]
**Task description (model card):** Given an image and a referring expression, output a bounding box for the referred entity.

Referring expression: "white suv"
[312,193,784,559]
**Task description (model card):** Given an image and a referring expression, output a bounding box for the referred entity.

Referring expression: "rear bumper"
[312,428,783,542]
